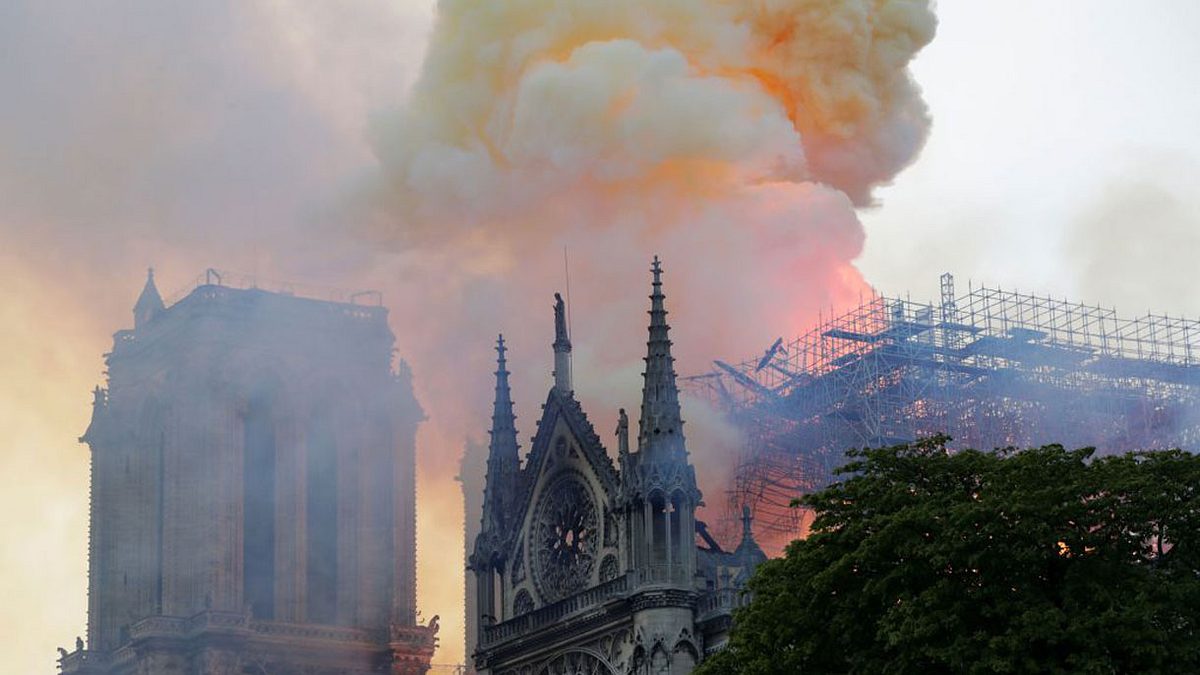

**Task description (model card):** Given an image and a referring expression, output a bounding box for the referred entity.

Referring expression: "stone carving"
[539,650,615,675]
[616,408,629,457]
[599,555,619,583]
[594,628,633,673]
[496,628,632,675]
[603,510,618,547]
[513,589,535,616]
[532,473,599,603]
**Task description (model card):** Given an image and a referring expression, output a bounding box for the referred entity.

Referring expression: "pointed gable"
[503,388,621,552]
[519,388,620,503]
[505,387,623,607]
[493,294,627,611]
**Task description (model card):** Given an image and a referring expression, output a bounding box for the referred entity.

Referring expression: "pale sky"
[859,2,1200,315]
[1,2,1198,673]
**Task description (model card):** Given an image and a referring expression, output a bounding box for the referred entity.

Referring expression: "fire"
[0,0,936,669]
[362,1,935,661]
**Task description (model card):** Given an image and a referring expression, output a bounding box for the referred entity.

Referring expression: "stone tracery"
[532,473,600,603]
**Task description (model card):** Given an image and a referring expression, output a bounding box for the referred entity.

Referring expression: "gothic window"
[138,399,166,615]
[650,645,670,672]
[532,474,599,603]
[306,414,338,624]
[673,637,699,670]
[599,555,619,583]
[513,589,534,616]
[670,491,686,568]
[243,390,276,619]
[649,494,668,566]
[539,651,614,675]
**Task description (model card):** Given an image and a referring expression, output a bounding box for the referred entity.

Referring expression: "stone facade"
[469,259,765,675]
[59,272,437,674]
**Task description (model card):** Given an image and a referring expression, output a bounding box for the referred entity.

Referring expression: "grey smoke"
[1066,160,1200,317]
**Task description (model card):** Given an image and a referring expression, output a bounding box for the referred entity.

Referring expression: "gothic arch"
[669,488,690,507]
[537,648,616,675]
[630,644,646,672]
[645,487,669,504]
[672,633,700,671]
[512,589,534,616]
[649,642,670,672]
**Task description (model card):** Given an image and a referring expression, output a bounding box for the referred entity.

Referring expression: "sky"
[1,2,1199,672]
[859,3,1200,313]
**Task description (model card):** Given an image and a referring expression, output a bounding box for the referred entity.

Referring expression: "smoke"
[0,2,432,671]
[364,0,935,536]
[0,0,935,670]
[366,0,935,241]
[1065,155,1200,316]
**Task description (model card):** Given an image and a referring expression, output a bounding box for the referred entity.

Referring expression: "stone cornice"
[60,611,437,674]
[475,574,705,669]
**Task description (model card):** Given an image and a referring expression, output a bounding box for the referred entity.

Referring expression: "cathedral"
[58,271,437,674]
[469,258,765,675]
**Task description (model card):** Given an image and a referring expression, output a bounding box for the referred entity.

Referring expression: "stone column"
[643,501,654,569]
[664,502,673,576]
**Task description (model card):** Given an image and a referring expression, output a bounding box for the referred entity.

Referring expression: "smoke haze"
[1065,155,1200,317]
[0,0,935,670]
[0,2,432,671]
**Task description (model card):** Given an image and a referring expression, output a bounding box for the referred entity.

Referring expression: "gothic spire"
[482,334,520,533]
[552,292,573,394]
[490,334,519,459]
[637,256,685,458]
[734,505,767,566]
[133,267,165,329]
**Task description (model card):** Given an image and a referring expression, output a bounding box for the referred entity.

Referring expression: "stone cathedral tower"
[58,271,438,675]
[469,259,765,675]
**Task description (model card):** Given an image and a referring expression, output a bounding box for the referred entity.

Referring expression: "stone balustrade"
[696,587,745,621]
[481,573,632,646]
[637,564,689,585]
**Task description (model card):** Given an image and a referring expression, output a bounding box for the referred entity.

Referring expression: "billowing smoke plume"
[368,0,935,241]
[365,0,936,543]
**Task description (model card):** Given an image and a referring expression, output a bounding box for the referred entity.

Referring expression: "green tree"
[698,437,1200,674]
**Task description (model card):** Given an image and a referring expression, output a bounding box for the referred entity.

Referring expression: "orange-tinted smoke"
[361,0,936,661]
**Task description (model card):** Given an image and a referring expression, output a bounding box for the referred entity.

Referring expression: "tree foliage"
[698,437,1200,674]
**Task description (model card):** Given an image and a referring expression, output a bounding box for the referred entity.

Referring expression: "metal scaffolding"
[686,274,1200,546]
